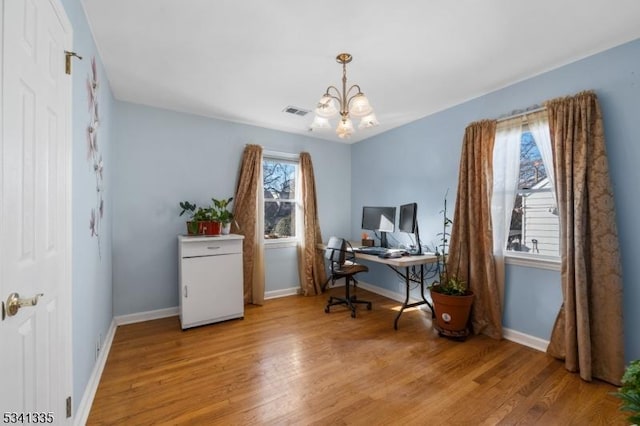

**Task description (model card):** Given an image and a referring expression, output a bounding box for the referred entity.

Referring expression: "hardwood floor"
[88,288,626,425]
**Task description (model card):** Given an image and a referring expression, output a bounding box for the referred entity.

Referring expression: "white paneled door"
[0,0,72,423]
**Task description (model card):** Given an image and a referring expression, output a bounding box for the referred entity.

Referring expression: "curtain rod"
[496,105,546,123]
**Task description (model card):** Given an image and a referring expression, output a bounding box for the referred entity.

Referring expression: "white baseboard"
[502,327,549,352]
[265,287,300,299]
[74,319,117,426]
[356,281,550,353]
[75,307,179,424]
[357,280,430,308]
[114,306,178,326]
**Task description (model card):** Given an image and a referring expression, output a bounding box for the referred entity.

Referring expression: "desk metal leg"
[393,264,434,330]
[422,264,435,319]
[393,267,411,330]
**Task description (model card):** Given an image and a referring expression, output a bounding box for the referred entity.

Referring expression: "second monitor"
[399,202,422,255]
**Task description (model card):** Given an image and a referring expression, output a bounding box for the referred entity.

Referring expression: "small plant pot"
[430,288,474,335]
[221,222,231,235]
[186,221,199,235]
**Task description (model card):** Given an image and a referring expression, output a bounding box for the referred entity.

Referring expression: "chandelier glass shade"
[311,53,378,139]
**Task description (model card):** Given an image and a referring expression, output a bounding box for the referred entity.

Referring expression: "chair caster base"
[324,293,371,318]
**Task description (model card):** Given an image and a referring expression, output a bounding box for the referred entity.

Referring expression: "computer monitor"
[399,202,417,233]
[399,202,422,254]
[361,206,396,248]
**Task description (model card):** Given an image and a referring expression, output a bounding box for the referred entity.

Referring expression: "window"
[493,115,560,270]
[506,128,559,259]
[263,155,298,241]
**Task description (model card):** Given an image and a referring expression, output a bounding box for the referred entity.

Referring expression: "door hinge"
[64,50,83,75]
[66,396,72,418]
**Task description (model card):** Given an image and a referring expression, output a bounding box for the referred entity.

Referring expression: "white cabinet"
[178,234,244,329]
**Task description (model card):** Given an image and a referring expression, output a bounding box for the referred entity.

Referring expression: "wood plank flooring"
[88,288,627,425]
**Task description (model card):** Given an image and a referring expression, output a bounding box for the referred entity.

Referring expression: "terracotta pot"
[206,221,221,235]
[196,221,208,235]
[430,287,474,333]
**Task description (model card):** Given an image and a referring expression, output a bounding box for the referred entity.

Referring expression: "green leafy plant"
[434,275,467,296]
[179,201,201,234]
[614,359,640,424]
[212,197,234,225]
[192,207,211,222]
[179,201,197,218]
[430,190,469,296]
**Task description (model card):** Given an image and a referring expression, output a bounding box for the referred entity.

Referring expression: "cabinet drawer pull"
[207,246,221,250]
[184,285,188,298]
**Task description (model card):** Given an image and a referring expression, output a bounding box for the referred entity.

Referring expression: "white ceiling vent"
[283,106,310,117]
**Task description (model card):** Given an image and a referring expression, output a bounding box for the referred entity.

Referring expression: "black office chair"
[324,237,372,318]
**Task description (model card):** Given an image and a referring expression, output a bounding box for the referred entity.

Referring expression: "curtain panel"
[545,91,624,385]
[526,110,557,204]
[297,153,327,296]
[491,118,522,307]
[232,144,265,305]
[448,120,503,339]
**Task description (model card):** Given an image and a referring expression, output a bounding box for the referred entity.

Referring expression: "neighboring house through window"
[508,130,559,257]
[263,153,299,242]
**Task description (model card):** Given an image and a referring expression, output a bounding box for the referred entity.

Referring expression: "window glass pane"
[263,160,296,200]
[263,158,298,239]
[265,200,296,238]
[518,131,546,189]
[507,131,559,256]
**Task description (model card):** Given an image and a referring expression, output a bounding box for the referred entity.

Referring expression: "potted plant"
[212,197,235,235]
[429,191,474,339]
[194,207,220,235]
[614,359,640,424]
[179,201,199,235]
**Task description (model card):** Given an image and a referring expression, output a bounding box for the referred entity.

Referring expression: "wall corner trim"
[74,319,117,426]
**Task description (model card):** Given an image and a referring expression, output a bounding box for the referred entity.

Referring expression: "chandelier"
[310,53,379,139]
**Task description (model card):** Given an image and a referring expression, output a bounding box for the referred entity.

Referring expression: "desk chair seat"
[324,237,372,318]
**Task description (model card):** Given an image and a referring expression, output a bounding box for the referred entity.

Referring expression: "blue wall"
[503,266,562,338]
[351,38,640,362]
[60,0,115,411]
[112,103,351,315]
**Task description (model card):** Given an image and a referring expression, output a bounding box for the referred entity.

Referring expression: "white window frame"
[504,251,561,271]
[263,151,300,249]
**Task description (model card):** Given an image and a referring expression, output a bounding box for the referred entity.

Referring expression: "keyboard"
[356,246,389,255]
[357,247,406,256]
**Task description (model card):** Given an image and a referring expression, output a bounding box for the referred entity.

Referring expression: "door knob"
[5,292,44,318]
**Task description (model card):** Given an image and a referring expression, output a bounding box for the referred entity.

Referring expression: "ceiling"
[82,0,640,143]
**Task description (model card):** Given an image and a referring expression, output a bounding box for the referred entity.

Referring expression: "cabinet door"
[181,253,243,327]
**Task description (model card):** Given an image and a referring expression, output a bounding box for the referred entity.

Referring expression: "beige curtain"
[545,91,624,385]
[232,144,265,305]
[447,120,503,339]
[297,153,327,295]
